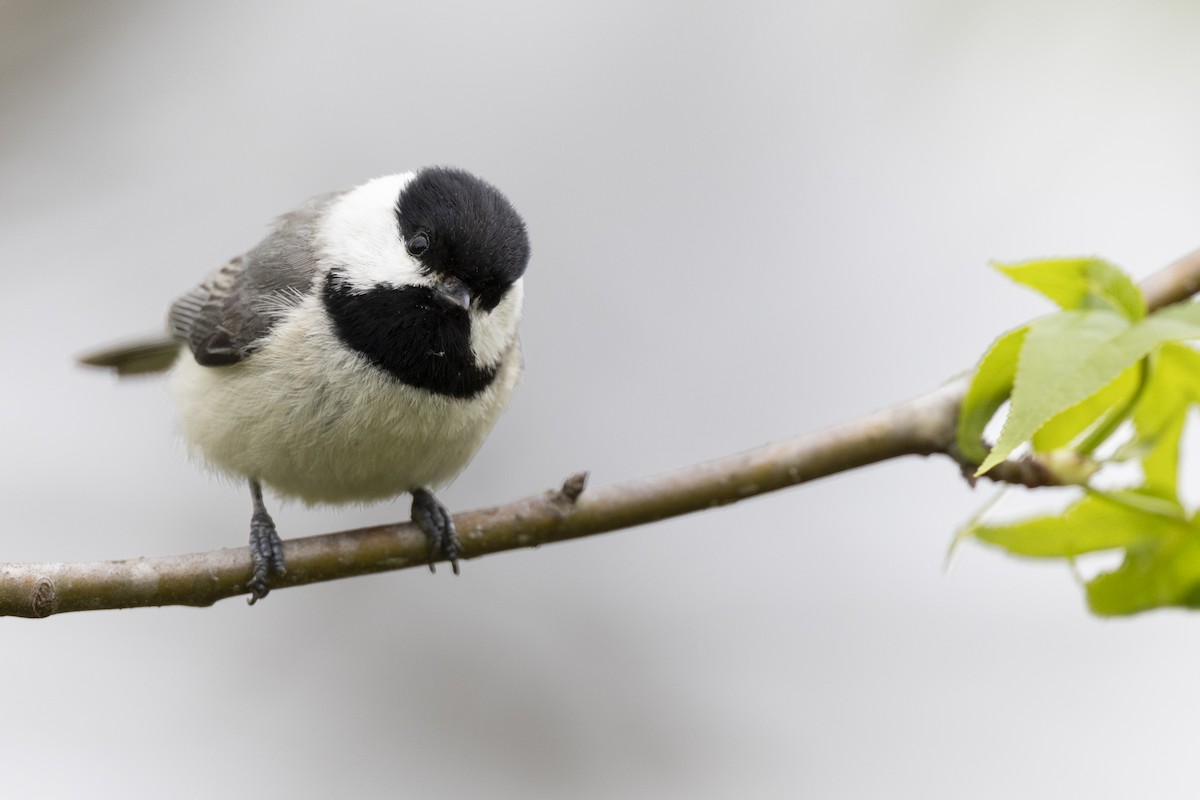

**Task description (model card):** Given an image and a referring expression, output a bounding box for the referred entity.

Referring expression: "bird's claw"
[411,489,461,574]
[247,510,286,604]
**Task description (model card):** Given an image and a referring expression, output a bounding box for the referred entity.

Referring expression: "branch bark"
[5,249,1200,617]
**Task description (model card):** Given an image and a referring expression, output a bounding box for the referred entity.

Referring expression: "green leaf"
[960,255,1200,615]
[1130,342,1200,500]
[1086,516,1200,616]
[977,310,1129,475]
[977,304,1200,476]
[969,492,1179,558]
[1139,414,1186,502]
[995,257,1145,320]
[956,325,1029,464]
[968,489,1200,616]
[1100,488,1188,520]
[1110,301,1200,351]
[1031,363,1139,452]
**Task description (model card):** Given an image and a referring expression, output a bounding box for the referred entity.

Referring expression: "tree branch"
[6,249,1200,617]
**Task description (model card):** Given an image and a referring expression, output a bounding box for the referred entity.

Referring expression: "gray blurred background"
[3,1,1199,797]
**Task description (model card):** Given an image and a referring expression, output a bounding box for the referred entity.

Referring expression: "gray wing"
[169,190,344,366]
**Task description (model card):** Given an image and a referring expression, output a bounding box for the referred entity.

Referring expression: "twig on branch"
[5,248,1200,618]
[1134,247,1200,310]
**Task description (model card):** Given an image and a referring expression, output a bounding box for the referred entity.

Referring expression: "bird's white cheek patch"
[471,279,524,368]
[315,172,430,292]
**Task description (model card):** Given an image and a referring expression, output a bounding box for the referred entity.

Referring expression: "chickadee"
[81,167,531,602]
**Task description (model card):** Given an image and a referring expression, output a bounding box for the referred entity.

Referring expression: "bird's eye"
[406,231,430,257]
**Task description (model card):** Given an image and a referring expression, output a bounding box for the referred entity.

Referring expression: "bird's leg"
[247,479,287,604]
[411,488,461,575]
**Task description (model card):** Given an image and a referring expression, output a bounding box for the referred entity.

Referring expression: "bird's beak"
[432,276,472,311]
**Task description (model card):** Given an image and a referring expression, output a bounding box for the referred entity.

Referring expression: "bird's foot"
[411,489,461,575]
[247,508,287,604]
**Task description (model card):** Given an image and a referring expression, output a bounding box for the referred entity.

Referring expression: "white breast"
[168,293,522,505]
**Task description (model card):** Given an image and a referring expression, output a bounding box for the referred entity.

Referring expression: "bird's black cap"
[395,167,531,311]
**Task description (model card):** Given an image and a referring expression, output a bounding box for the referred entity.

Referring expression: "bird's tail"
[77,337,182,376]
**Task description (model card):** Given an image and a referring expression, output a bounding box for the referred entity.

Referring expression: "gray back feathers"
[79,191,343,375]
[168,191,342,366]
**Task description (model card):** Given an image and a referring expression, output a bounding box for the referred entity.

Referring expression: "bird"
[80,167,531,603]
